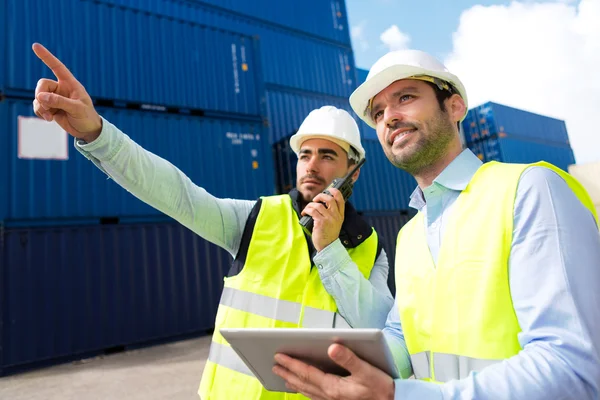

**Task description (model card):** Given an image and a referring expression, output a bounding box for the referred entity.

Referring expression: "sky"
[345,0,600,165]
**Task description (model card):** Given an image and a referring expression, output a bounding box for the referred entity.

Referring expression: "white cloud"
[445,0,600,164]
[380,25,411,52]
[351,21,370,52]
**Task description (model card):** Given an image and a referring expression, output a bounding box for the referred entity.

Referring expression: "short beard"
[299,191,313,206]
[384,110,455,176]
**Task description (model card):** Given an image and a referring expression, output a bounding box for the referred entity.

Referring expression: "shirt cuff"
[312,239,353,279]
[75,116,124,161]
[394,379,444,400]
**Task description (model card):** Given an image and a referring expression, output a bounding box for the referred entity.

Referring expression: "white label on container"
[226,132,260,145]
[331,1,338,29]
[231,43,240,94]
[18,116,69,160]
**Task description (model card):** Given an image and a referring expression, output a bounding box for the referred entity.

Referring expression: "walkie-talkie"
[299,157,366,235]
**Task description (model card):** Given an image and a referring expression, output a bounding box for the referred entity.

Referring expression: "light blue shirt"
[75,117,394,330]
[383,149,600,399]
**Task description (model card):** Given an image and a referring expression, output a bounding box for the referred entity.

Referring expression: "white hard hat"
[289,106,366,162]
[349,49,468,128]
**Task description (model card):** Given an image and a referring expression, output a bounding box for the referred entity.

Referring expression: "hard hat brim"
[290,133,365,161]
[350,64,468,128]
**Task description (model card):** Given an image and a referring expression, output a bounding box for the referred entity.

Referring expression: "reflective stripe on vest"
[220,286,351,328]
[411,352,499,382]
[210,287,351,376]
[208,341,253,377]
[410,352,431,379]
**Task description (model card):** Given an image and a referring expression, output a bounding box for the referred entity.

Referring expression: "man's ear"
[351,166,361,183]
[448,94,466,124]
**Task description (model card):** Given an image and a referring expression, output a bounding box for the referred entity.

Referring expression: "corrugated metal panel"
[272,139,298,195]
[357,68,369,84]
[266,88,357,143]
[461,108,481,144]
[475,102,570,144]
[568,162,600,203]
[69,0,357,98]
[359,122,379,141]
[259,38,355,98]
[361,211,414,295]
[0,1,5,96]
[4,0,260,115]
[350,69,379,141]
[500,137,575,171]
[185,0,352,45]
[482,137,502,161]
[0,221,231,374]
[0,97,274,225]
[94,0,351,45]
[468,141,485,161]
[352,140,417,211]
[468,136,576,172]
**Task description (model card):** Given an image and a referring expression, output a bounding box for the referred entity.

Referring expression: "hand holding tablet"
[219,328,399,393]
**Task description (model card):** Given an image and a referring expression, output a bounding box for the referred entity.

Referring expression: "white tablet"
[219,328,399,393]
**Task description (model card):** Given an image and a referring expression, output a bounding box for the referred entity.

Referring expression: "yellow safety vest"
[395,161,598,383]
[199,194,379,399]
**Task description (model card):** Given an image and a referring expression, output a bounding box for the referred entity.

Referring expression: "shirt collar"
[408,149,483,211]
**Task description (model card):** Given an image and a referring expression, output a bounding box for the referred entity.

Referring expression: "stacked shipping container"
[1,222,233,372]
[0,98,273,225]
[462,102,576,171]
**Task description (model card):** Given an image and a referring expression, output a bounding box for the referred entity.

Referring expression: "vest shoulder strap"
[229,198,264,277]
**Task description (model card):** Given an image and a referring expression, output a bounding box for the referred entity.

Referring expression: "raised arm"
[31,43,255,256]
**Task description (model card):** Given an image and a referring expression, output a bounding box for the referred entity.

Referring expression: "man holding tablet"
[273,50,600,399]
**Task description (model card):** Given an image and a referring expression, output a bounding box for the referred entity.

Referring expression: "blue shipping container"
[461,108,481,145]
[4,0,261,115]
[468,141,485,161]
[186,0,352,45]
[353,140,417,211]
[0,221,232,375]
[73,0,358,98]
[467,136,576,171]
[357,68,369,84]
[266,88,358,143]
[474,102,570,144]
[361,210,414,294]
[359,120,378,141]
[94,0,351,45]
[0,97,275,225]
[355,68,380,141]
[272,138,298,195]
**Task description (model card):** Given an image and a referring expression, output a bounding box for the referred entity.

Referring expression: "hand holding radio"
[299,158,366,252]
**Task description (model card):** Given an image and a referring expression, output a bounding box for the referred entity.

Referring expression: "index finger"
[327,188,345,203]
[32,43,77,82]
